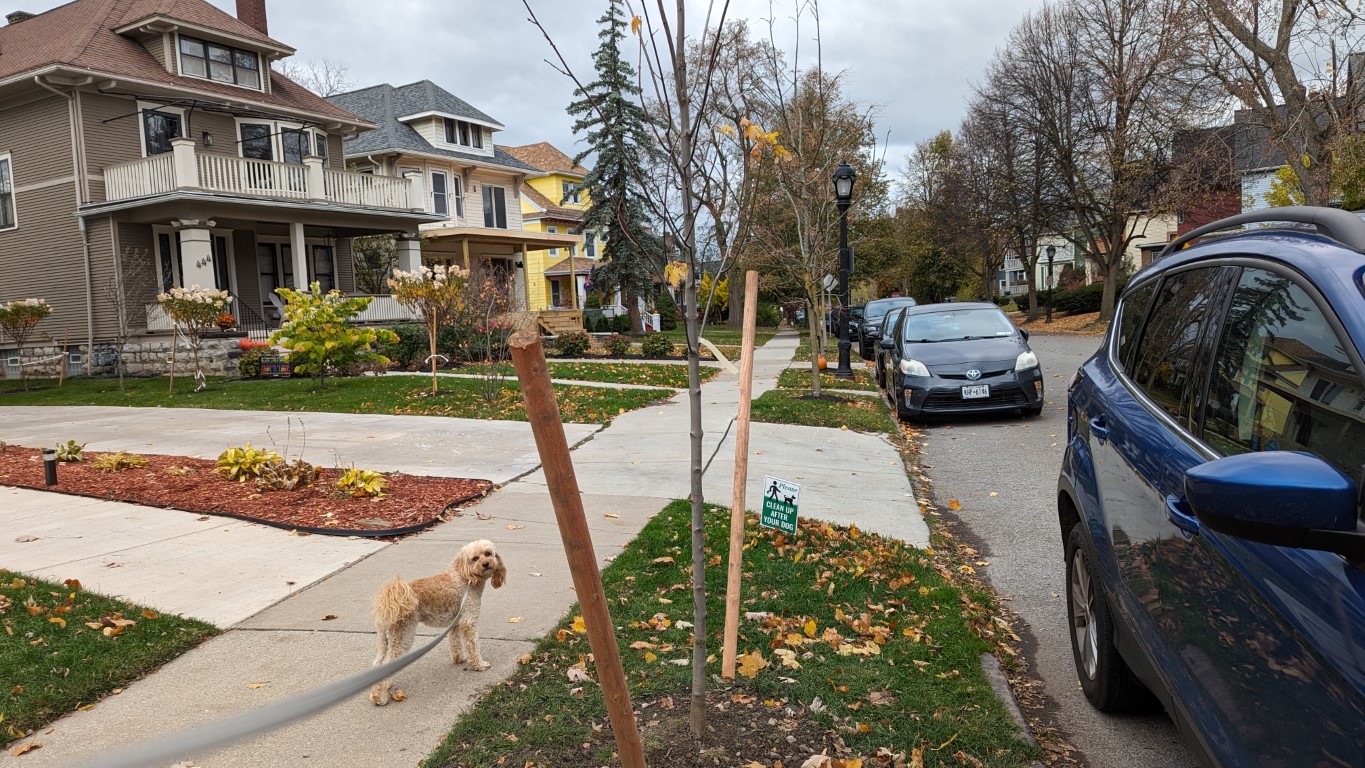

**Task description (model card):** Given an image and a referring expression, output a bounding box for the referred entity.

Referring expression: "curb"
[979,652,1038,748]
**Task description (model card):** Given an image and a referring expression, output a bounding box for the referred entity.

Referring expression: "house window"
[444,118,484,149]
[451,175,464,218]
[311,245,335,293]
[482,185,507,229]
[239,123,273,160]
[548,225,558,256]
[562,181,580,204]
[0,155,14,231]
[431,171,449,217]
[550,279,562,307]
[142,109,183,156]
[281,127,311,165]
[179,35,261,89]
[584,231,596,259]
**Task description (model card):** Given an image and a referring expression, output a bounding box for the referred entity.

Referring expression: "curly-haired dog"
[369,539,506,705]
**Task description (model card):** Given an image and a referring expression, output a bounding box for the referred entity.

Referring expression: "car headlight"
[1016,350,1039,371]
[898,358,930,377]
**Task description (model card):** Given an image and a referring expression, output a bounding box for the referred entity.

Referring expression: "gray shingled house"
[0,0,440,376]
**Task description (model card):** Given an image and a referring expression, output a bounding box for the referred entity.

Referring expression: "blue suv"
[1057,207,1365,767]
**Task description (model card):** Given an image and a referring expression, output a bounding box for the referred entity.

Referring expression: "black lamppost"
[1045,244,1056,324]
[832,162,857,380]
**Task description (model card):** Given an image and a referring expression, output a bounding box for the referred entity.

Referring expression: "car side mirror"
[1185,452,1364,559]
[879,339,895,350]
[1019,329,1029,342]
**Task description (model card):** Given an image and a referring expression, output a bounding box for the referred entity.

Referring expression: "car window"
[1115,282,1157,373]
[901,308,1015,342]
[1128,267,1231,423]
[1201,267,1365,481]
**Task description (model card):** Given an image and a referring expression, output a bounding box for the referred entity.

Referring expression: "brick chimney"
[235,0,267,34]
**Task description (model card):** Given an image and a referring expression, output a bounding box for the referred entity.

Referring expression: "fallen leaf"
[506,524,524,530]
[507,616,524,624]
[603,513,619,518]
[14,536,37,543]
[141,609,160,620]
[517,653,532,664]
[989,491,999,497]
[247,682,268,689]
[643,651,658,663]
[567,665,591,682]
[10,742,40,756]
[62,579,81,590]
[652,556,675,565]
[736,649,768,679]
[48,617,66,629]
[947,500,962,511]
[571,616,586,634]
[321,614,337,621]
[803,619,817,638]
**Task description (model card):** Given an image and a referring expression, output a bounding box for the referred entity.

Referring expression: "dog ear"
[453,549,480,586]
[492,552,507,589]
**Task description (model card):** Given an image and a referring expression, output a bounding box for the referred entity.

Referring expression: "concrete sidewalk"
[2,331,929,767]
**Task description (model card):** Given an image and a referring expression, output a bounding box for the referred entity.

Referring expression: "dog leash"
[71,590,469,768]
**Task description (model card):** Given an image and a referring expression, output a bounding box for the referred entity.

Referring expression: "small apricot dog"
[369,539,506,705]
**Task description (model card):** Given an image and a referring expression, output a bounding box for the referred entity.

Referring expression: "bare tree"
[273,56,354,97]
[352,235,398,295]
[103,246,156,390]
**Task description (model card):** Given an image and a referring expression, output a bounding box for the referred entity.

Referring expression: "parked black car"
[825,305,864,340]
[873,306,911,389]
[879,302,1042,420]
[858,297,918,359]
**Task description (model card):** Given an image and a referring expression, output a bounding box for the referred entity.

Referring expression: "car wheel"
[1023,405,1043,418]
[1065,524,1159,713]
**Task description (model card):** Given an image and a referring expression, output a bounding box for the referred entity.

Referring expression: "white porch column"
[396,234,422,273]
[403,170,427,212]
[303,156,326,202]
[173,219,217,289]
[290,222,308,290]
[513,250,528,311]
[170,137,199,189]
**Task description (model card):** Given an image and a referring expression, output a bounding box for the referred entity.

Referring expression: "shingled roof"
[521,183,583,221]
[503,142,588,177]
[327,82,538,172]
[0,0,362,124]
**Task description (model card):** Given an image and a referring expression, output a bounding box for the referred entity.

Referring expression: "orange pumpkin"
[817,356,828,370]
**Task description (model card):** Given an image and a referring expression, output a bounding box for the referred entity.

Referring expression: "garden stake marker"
[509,329,645,768]
[722,270,760,679]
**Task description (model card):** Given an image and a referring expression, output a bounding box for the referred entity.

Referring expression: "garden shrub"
[554,331,592,356]
[237,339,273,378]
[640,332,675,358]
[604,333,632,357]
[337,467,387,498]
[437,322,474,362]
[611,314,631,334]
[1051,279,1127,315]
[55,440,85,462]
[755,302,780,327]
[381,324,427,368]
[584,292,602,310]
[92,452,148,472]
[991,295,1013,307]
[655,289,679,331]
[270,283,397,384]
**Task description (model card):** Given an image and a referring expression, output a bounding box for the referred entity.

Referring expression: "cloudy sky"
[26,0,1044,180]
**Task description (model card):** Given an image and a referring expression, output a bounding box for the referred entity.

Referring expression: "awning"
[421,226,582,253]
[544,256,599,277]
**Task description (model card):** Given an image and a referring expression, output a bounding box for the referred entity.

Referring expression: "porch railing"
[102,138,424,212]
[352,294,420,324]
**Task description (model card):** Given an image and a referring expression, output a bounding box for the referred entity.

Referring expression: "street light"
[832,162,857,380]
[1045,245,1056,324]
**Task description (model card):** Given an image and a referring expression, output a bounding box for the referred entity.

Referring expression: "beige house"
[0,0,439,375]
[326,82,582,333]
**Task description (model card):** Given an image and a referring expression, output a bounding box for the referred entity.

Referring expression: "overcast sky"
[24,0,1044,180]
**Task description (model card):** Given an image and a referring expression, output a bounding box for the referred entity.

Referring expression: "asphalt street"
[916,332,1198,768]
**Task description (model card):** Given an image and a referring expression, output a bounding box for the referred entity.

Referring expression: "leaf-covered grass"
[424,501,1039,767]
[777,365,879,392]
[459,361,720,389]
[662,327,777,347]
[0,571,218,747]
[750,389,892,434]
[0,376,672,424]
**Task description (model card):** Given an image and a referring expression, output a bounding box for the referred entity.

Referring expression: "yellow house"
[503,143,603,314]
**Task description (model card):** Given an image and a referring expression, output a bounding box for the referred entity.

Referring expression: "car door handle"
[1088,416,1109,444]
[1166,495,1201,538]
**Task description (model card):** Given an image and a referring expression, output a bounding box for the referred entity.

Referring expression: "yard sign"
[760,476,800,534]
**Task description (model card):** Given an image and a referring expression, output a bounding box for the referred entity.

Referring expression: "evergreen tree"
[567,0,660,333]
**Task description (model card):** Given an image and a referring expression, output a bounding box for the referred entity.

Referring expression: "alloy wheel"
[1070,547,1099,680]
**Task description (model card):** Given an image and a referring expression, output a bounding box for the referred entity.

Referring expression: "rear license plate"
[961,384,990,399]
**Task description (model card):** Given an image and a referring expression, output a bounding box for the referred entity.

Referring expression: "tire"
[1065,525,1160,713]
[1023,405,1043,418]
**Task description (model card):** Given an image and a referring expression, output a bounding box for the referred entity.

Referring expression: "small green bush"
[611,314,631,333]
[755,302,780,327]
[584,292,602,310]
[554,331,592,356]
[640,332,675,358]
[380,324,427,368]
[55,440,85,462]
[655,290,679,331]
[603,334,632,357]
[92,451,149,472]
[1052,279,1127,315]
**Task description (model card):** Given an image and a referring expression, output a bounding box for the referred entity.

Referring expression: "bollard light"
[43,448,57,486]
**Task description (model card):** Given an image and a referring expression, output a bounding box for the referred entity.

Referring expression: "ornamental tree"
[270,282,396,387]
[388,264,466,394]
[157,285,230,393]
[0,298,52,387]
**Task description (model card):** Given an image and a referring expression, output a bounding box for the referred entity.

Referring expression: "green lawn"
[459,361,719,389]
[662,326,778,347]
[423,501,1039,767]
[1,571,218,748]
[778,365,878,392]
[0,375,671,424]
[750,388,892,434]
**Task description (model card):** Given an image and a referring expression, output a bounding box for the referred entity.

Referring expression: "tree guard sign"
[761,476,800,534]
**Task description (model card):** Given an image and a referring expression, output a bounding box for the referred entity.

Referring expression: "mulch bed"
[0,447,491,536]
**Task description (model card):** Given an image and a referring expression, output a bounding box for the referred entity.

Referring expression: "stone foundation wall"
[1,335,245,379]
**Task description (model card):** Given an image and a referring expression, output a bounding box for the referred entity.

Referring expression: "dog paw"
[370,688,390,706]
[467,660,491,671]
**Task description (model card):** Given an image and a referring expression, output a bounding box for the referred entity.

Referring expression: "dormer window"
[444,118,484,149]
[179,35,262,90]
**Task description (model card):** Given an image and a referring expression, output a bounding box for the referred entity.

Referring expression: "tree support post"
[508,330,645,768]
[722,270,760,679]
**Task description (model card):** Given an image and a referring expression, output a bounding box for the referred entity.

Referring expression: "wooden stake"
[721,270,760,680]
[508,330,645,768]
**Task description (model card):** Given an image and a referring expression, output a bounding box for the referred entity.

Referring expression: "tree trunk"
[625,286,642,334]
[806,301,823,397]
[727,262,746,329]
[1101,266,1120,322]
[430,316,439,395]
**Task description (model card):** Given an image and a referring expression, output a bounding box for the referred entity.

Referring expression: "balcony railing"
[351,294,420,323]
[103,138,424,212]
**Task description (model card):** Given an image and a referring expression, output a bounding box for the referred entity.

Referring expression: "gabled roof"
[521,183,583,221]
[327,82,538,173]
[389,79,503,129]
[544,256,597,276]
[503,142,588,177]
[0,0,361,125]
